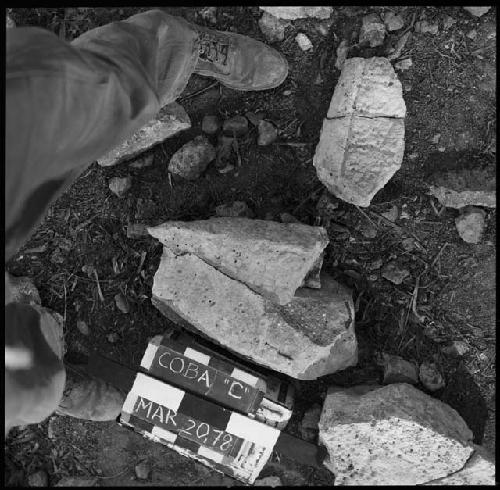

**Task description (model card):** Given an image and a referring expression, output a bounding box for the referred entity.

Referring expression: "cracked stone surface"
[151,247,357,379]
[98,103,191,167]
[259,7,333,20]
[148,218,329,305]
[319,383,474,485]
[314,57,406,207]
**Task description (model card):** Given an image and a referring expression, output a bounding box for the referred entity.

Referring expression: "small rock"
[127,223,148,239]
[442,15,457,30]
[395,58,413,71]
[442,340,470,357]
[55,477,98,487]
[381,261,410,284]
[6,274,41,305]
[455,206,486,244]
[198,6,217,24]
[222,115,249,137]
[383,11,405,31]
[259,11,288,43]
[463,7,491,17]
[295,33,313,51]
[201,115,221,135]
[109,176,132,198]
[107,333,119,344]
[401,237,417,252]
[129,153,154,169]
[279,212,300,223]
[467,29,478,40]
[254,476,282,487]
[359,13,387,47]
[382,353,419,384]
[257,120,278,146]
[381,205,399,222]
[419,361,445,391]
[77,320,89,336]
[168,135,216,180]
[283,90,292,96]
[259,7,333,20]
[215,201,254,218]
[28,470,49,487]
[415,20,439,35]
[335,40,350,70]
[114,293,130,314]
[135,461,151,480]
[300,404,322,441]
[367,258,383,271]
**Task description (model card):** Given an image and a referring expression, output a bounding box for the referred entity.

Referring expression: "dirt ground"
[5,6,496,487]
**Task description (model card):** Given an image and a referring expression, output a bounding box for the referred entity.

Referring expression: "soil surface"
[5,6,496,487]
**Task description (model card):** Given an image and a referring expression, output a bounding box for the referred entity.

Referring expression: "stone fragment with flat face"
[148,218,329,305]
[319,383,474,485]
[259,7,332,20]
[98,103,190,167]
[151,248,356,380]
[314,115,405,207]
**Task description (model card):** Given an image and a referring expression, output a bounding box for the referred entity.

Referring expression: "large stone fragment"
[151,248,356,379]
[314,57,406,207]
[424,444,495,485]
[314,116,405,207]
[98,103,191,167]
[259,7,332,20]
[318,383,474,485]
[148,218,329,305]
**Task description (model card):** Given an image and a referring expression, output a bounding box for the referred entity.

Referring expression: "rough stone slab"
[260,7,333,20]
[424,444,495,485]
[327,57,406,118]
[318,383,474,485]
[314,115,405,207]
[148,218,329,305]
[151,248,356,380]
[98,103,191,167]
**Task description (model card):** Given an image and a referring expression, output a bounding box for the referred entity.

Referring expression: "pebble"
[168,135,216,180]
[382,354,419,385]
[215,201,254,218]
[463,7,491,17]
[467,29,478,40]
[109,176,132,198]
[114,293,130,314]
[442,340,470,357]
[383,11,405,31]
[77,320,89,336]
[258,120,278,146]
[129,154,154,169]
[455,206,486,244]
[254,476,282,487]
[367,258,383,271]
[201,115,221,135]
[335,40,349,70]
[259,11,288,43]
[222,115,249,137]
[381,261,410,285]
[28,470,49,487]
[359,13,387,47]
[135,461,151,480]
[415,20,439,35]
[295,33,313,51]
[283,90,292,96]
[107,333,119,344]
[394,58,413,71]
[419,361,445,391]
[401,237,417,252]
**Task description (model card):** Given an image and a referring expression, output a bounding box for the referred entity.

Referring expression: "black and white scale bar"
[88,352,325,469]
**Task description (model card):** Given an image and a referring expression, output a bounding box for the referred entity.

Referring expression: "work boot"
[193,25,288,91]
[56,363,125,421]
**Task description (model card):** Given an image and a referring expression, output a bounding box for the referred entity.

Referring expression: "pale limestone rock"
[424,444,495,485]
[148,218,329,305]
[359,13,386,47]
[314,116,405,207]
[455,206,487,244]
[463,7,491,17]
[259,7,332,20]
[319,383,474,485]
[98,103,190,167]
[296,33,313,51]
[327,57,406,118]
[152,248,356,380]
[314,57,405,207]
